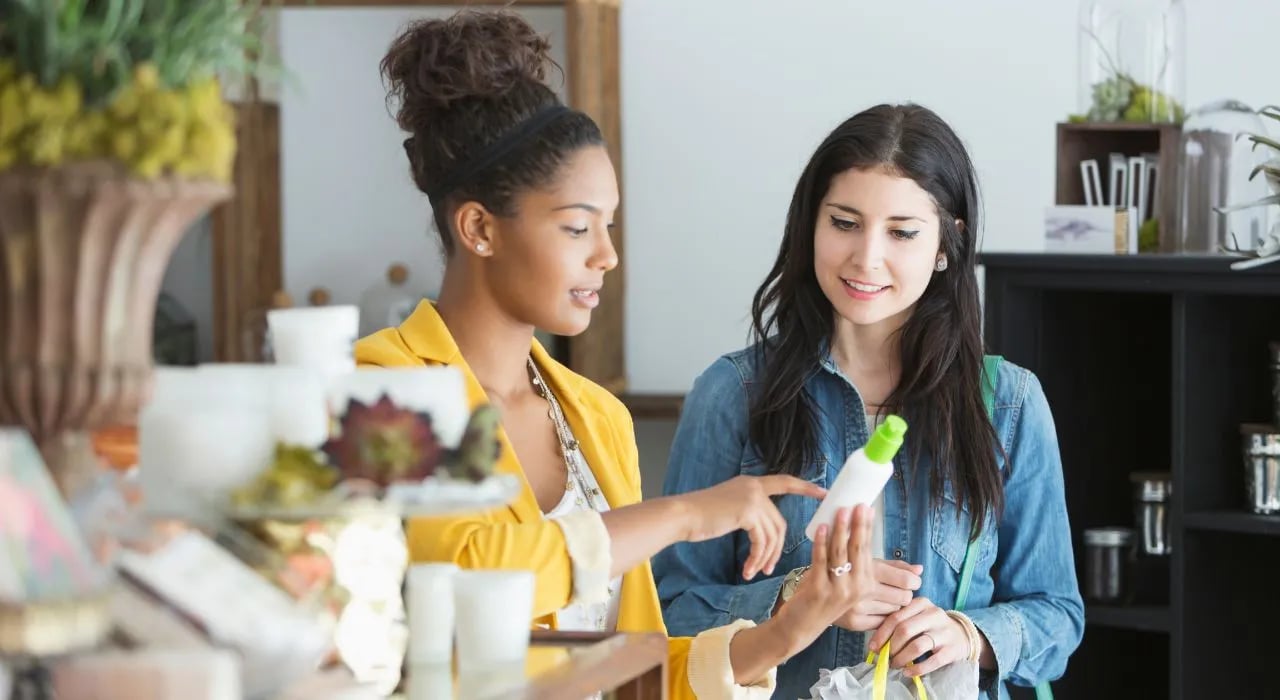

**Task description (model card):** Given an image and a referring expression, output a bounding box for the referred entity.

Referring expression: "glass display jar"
[1077,0,1186,123]
[1175,100,1276,253]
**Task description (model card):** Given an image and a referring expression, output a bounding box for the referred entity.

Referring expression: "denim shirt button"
[893,548,904,559]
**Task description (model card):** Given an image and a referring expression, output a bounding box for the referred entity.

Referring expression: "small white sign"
[1044,205,1136,254]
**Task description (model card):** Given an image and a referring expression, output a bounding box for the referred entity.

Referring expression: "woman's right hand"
[832,559,923,632]
[673,474,827,581]
[775,505,879,652]
[724,504,875,685]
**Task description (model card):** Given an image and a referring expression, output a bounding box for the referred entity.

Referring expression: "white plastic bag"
[806,641,981,700]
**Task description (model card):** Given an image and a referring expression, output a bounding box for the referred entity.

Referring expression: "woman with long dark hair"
[654,103,1084,699]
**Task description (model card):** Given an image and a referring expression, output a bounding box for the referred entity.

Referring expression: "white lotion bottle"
[805,414,907,541]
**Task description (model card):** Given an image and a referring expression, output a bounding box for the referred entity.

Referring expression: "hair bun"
[381,11,554,132]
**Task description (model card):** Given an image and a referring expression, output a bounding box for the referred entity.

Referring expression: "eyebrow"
[825,203,926,224]
[552,203,603,214]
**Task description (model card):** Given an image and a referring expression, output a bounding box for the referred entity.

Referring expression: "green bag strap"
[954,354,1001,611]
[957,355,1055,700]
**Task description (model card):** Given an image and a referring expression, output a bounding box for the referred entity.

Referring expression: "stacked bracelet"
[945,610,982,663]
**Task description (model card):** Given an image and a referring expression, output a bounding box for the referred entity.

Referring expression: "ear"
[955,218,965,233]
[453,201,497,257]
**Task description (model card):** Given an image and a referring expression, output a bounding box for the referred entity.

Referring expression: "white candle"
[406,664,454,700]
[452,569,535,673]
[267,306,359,379]
[406,563,459,666]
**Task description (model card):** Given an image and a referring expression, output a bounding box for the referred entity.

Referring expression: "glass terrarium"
[1077,0,1186,123]
[1175,100,1276,254]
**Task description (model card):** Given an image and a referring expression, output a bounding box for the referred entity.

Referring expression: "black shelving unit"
[982,252,1280,700]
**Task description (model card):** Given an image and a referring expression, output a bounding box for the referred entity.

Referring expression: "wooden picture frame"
[215,0,627,395]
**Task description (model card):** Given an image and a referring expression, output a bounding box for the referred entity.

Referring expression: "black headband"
[405,104,572,204]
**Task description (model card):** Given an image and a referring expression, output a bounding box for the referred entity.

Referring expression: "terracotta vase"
[0,162,232,492]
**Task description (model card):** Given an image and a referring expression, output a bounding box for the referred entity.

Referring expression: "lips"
[841,278,889,300]
[843,279,887,293]
[570,287,600,308]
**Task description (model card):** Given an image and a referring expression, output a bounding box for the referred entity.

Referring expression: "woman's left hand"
[866,597,972,677]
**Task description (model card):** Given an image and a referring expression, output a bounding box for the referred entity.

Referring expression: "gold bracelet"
[945,610,982,663]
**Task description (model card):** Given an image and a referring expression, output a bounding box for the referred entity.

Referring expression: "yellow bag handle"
[865,641,928,700]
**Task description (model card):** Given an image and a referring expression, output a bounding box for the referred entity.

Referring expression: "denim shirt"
[652,345,1084,700]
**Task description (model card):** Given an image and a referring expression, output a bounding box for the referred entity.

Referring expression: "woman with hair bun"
[355,10,877,699]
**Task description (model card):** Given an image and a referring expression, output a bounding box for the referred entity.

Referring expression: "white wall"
[163,0,1279,392]
[277,6,568,311]
[621,0,1280,392]
[150,0,1279,488]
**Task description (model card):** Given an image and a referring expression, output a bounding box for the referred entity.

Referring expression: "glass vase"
[1077,0,1186,124]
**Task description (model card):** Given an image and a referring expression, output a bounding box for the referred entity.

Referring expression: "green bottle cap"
[864,415,907,464]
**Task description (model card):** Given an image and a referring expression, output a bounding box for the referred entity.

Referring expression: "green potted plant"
[0,0,274,491]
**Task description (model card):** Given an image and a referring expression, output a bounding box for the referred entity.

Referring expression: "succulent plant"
[322,395,447,488]
[1080,73,1184,124]
[444,404,503,483]
[1087,75,1133,122]
[231,443,340,509]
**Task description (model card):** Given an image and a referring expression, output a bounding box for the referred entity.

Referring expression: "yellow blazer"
[355,301,725,698]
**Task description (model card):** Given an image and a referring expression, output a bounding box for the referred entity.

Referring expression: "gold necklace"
[527,358,602,504]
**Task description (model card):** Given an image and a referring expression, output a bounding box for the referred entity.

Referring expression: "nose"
[850,226,886,271]
[590,226,619,272]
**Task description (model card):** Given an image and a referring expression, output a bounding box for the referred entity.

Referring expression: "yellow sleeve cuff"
[686,619,777,700]
[549,508,612,606]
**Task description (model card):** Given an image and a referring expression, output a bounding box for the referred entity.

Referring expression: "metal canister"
[1083,527,1135,604]
[1241,424,1280,514]
[1130,472,1171,556]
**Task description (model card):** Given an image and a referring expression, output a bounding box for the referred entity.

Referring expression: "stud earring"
[475,243,487,253]
[935,258,948,271]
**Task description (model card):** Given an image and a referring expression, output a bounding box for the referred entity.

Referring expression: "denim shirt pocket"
[740,450,826,556]
[929,479,998,575]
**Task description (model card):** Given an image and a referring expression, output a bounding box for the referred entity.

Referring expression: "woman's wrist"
[944,610,982,663]
[727,615,795,685]
[662,493,697,543]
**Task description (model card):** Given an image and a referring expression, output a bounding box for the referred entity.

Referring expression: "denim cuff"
[964,603,1023,684]
[727,573,788,623]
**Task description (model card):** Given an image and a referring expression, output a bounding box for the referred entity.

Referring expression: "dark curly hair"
[380,10,604,254]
